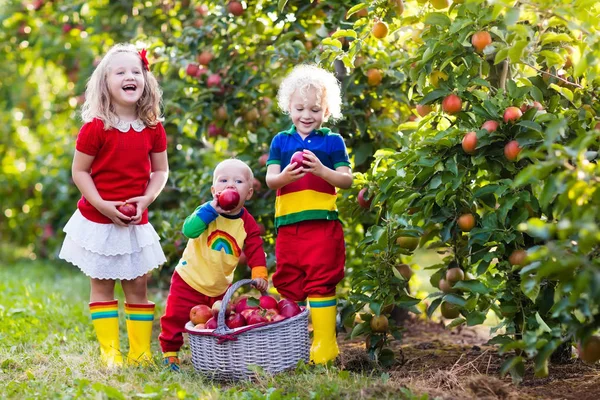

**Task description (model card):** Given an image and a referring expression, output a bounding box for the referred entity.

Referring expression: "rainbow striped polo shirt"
[267,125,350,228]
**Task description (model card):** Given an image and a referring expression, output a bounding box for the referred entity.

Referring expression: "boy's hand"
[211,193,236,215]
[280,162,305,184]
[301,150,326,177]
[252,278,268,292]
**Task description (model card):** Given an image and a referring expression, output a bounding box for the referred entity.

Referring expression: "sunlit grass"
[0,261,426,400]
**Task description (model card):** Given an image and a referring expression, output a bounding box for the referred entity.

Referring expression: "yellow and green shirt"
[175,203,267,297]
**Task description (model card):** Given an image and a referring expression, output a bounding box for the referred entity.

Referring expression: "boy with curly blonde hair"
[266,65,353,364]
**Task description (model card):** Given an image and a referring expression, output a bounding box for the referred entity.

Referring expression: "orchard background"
[1,0,600,395]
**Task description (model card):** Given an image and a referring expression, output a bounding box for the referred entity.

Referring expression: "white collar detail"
[115,119,145,133]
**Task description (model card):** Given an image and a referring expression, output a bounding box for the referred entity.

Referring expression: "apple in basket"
[240,308,256,320]
[205,317,218,330]
[226,313,246,329]
[264,308,279,321]
[272,314,286,322]
[211,300,224,317]
[246,311,268,325]
[190,304,213,325]
[259,295,278,310]
[278,299,302,318]
[235,296,259,313]
[194,323,206,329]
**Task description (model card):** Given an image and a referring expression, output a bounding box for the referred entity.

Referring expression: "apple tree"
[321,0,600,378]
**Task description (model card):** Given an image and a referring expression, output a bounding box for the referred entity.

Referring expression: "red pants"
[159,271,224,353]
[272,220,345,301]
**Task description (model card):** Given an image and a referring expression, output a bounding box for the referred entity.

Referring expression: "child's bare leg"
[121,274,148,304]
[90,278,116,301]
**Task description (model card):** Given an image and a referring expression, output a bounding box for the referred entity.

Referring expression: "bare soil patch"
[338,316,600,400]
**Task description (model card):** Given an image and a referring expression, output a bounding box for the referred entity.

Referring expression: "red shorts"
[158,271,224,353]
[272,220,345,301]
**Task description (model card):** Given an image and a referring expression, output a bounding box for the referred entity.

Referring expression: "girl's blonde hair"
[277,64,342,122]
[81,43,162,129]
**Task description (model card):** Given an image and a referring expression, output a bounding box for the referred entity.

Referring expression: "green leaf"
[504,8,520,26]
[427,298,442,318]
[516,120,542,132]
[345,3,368,18]
[321,38,343,49]
[443,294,467,307]
[508,40,528,63]
[446,317,466,328]
[549,83,574,102]
[332,30,357,39]
[421,89,450,105]
[494,48,509,65]
[540,32,572,45]
[534,340,561,378]
[452,279,490,294]
[500,356,525,384]
[535,312,552,333]
[424,13,451,28]
[466,310,487,326]
[350,322,367,339]
[278,0,289,13]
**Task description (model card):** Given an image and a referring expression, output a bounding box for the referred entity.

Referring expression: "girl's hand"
[125,195,153,224]
[301,150,326,177]
[252,278,268,292]
[96,200,131,227]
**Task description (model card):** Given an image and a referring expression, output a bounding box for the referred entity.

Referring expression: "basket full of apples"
[185,279,309,380]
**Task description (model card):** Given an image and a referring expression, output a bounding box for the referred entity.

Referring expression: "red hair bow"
[139,49,149,71]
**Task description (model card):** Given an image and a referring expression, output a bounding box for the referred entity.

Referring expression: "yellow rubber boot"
[90,300,123,368]
[308,295,339,364]
[124,302,155,365]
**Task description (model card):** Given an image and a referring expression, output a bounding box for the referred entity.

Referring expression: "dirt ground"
[338,317,600,400]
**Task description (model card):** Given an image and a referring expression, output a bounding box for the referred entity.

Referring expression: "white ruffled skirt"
[59,210,166,280]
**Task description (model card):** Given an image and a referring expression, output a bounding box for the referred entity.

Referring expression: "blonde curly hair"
[81,43,162,129]
[277,64,342,122]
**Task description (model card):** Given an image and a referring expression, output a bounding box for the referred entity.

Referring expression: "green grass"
[0,262,428,400]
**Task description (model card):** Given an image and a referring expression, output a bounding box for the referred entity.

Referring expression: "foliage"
[323,0,600,382]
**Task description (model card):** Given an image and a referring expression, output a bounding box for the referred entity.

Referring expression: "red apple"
[357,188,372,209]
[207,74,222,88]
[504,140,522,161]
[503,106,523,123]
[217,189,240,211]
[194,323,206,329]
[278,300,302,318]
[264,309,279,321]
[226,313,246,329]
[195,4,209,15]
[197,51,213,65]
[207,123,223,137]
[442,94,462,114]
[227,1,244,16]
[290,151,307,169]
[190,304,213,325]
[235,296,258,313]
[259,295,278,310]
[186,63,199,77]
[272,314,287,322]
[258,153,269,166]
[211,300,223,317]
[117,203,137,223]
[246,312,268,325]
[240,308,256,320]
[481,120,499,133]
[205,317,217,330]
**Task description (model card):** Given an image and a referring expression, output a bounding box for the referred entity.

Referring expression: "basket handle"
[214,279,265,335]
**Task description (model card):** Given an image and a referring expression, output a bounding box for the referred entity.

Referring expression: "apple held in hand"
[217,189,240,211]
[118,203,137,222]
[190,304,213,325]
[290,151,307,169]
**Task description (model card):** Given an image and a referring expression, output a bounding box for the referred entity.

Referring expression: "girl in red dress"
[59,44,169,368]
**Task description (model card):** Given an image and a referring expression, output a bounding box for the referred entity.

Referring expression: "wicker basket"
[186,279,309,380]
